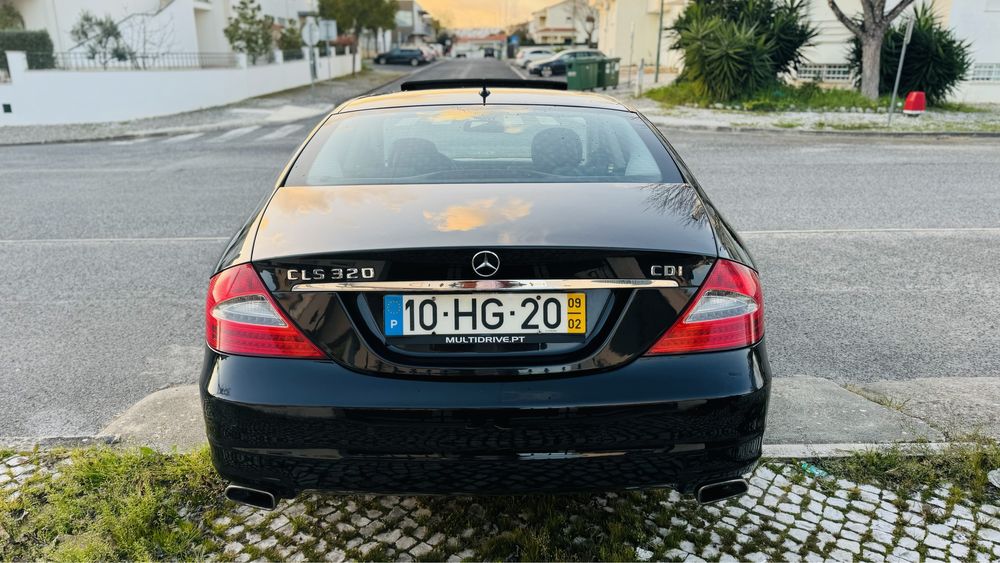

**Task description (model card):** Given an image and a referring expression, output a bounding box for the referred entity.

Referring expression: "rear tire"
[410,58,419,67]
[541,67,553,78]
[376,57,385,64]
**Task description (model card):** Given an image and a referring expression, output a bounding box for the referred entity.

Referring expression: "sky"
[417,0,554,28]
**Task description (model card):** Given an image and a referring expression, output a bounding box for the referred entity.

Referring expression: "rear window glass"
[285,105,682,186]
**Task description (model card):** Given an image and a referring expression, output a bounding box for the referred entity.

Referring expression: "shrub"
[277,21,304,60]
[671,0,817,101]
[848,3,971,105]
[0,29,55,69]
[0,1,24,29]
[70,11,133,68]
[646,81,881,112]
[224,0,274,63]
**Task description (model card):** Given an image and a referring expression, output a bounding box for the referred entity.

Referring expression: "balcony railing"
[25,51,239,71]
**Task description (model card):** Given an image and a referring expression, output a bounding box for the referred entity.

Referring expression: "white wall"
[948,0,1000,64]
[0,50,359,125]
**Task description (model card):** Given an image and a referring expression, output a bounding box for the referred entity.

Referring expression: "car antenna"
[479,80,490,105]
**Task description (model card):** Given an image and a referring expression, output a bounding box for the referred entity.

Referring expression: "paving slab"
[100,384,206,451]
[860,377,1000,440]
[765,376,944,444]
[97,375,944,452]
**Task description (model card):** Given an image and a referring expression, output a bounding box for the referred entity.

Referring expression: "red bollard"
[903,91,926,116]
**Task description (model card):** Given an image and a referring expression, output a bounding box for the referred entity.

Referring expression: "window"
[285,105,682,186]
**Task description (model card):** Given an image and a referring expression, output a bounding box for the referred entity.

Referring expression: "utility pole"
[627,22,635,87]
[654,0,665,83]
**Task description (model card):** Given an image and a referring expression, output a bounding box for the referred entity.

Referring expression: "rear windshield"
[284,105,683,186]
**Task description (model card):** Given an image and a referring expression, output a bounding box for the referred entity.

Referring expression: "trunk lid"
[252,183,718,377]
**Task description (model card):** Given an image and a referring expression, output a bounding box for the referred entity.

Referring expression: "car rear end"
[201,92,770,502]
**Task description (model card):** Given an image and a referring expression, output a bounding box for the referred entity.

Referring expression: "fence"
[795,64,853,83]
[0,50,360,125]
[25,51,239,71]
[970,63,1000,83]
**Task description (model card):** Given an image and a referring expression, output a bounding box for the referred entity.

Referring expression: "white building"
[9,0,318,55]
[1,0,361,126]
[528,0,597,46]
[393,0,432,46]
[594,0,1000,100]
[593,0,684,70]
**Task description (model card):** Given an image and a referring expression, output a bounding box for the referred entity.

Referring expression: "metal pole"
[627,22,635,87]
[888,17,915,126]
[654,0,665,83]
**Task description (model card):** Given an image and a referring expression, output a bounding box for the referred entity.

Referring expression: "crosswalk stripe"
[256,124,304,141]
[162,132,204,144]
[208,126,261,143]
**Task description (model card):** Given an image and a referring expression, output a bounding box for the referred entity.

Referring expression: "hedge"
[0,29,56,70]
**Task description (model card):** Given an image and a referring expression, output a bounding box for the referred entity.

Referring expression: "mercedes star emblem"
[471,250,500,278]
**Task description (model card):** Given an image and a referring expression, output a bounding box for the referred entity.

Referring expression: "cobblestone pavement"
[3,453,1000,561]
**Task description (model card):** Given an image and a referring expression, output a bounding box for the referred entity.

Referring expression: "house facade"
[593,0,1000,100]
[528,0,596,46]
[9,0,318,54]
[393,0,433,46]
[593,0,683,70]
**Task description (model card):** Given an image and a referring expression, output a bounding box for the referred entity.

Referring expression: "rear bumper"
[201,342,771,497]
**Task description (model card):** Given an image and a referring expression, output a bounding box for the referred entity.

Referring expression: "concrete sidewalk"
[0,68,407,146]
[90,372,1000,454]
[612,87,1000,136]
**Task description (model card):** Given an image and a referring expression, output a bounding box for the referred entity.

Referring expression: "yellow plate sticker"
[566,293,586,334]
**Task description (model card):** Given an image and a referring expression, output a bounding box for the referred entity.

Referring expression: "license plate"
[383,292,586,344]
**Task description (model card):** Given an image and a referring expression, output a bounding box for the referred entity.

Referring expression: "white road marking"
[208,126,261,143]
[509,64,529,80]
[162,132,205,144]
[743,227,1000,235]
[0,236,229,245]
[257,124,304,141]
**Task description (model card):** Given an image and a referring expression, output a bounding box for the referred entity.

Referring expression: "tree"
[0,1,24,29]
[71,11,134,68]
[224,0,274,64]
[319,0,396,47]
[827,0,917,100]
[670,0,817,101]
[847,3,970,104]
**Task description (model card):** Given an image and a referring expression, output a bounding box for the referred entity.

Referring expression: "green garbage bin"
[566,58,600,91]
[597,58,621,89]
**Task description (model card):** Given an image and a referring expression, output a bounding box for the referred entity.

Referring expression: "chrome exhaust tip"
[695,478,749,504]
[224,484,277,510]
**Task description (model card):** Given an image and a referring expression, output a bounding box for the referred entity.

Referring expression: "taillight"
[645,259,763,355]
[205,264,324,358]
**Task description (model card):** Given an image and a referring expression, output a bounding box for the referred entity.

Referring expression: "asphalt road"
[2,58,999,437]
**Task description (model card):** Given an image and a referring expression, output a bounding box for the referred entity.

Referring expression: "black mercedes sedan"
[202,79,769,510]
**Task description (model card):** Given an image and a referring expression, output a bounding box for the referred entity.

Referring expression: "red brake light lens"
[645,259,764,355]
[205,264,324,358]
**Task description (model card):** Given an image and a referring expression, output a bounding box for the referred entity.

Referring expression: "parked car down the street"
[202,79,770,510]
[514,47,555,68]
[528,48,606,77]
[374,47,428,66]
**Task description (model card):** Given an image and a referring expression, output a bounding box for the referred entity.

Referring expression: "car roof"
[334,87,632,114]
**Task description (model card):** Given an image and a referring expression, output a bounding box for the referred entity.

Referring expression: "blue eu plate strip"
[384,295,404,336]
